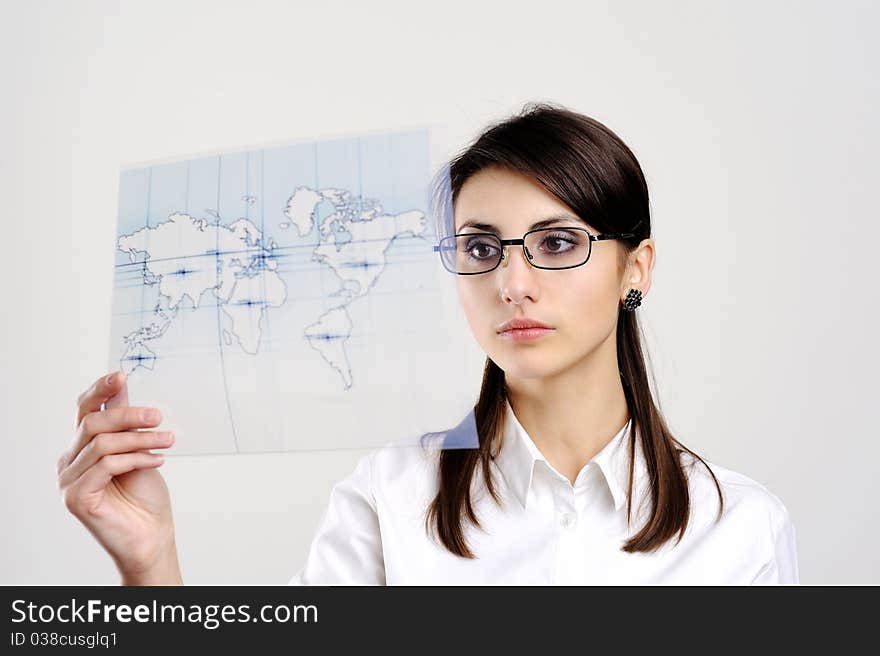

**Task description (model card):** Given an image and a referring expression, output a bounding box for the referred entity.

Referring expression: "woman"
[58,103,799,585]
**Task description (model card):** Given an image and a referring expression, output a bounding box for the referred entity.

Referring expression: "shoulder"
[678,450,794,538]
[676,450,800,582]
[347,408,478,504]
[340,440,441,510]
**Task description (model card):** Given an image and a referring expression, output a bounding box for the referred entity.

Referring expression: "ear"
[621,238,655,300]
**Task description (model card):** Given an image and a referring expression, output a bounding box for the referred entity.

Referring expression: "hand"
[57,370,182,584]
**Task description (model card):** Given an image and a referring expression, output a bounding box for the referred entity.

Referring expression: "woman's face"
[453,166,646,383]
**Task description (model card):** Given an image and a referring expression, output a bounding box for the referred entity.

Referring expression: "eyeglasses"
[433,224,639,275]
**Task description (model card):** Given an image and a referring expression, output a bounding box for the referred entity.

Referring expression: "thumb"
[104,371,130,409]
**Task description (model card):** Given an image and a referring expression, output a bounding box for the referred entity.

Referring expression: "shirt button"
[560,512,577,529]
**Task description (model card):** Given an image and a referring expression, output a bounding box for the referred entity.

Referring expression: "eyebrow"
[457,214,584,234]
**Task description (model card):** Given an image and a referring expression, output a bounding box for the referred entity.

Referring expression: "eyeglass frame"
[432,221,643,275]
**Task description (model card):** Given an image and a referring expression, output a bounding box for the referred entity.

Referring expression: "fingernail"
[106,373,116,386]
[144,408,159,423]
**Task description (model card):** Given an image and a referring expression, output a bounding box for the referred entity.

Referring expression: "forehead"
[453,166,590,233]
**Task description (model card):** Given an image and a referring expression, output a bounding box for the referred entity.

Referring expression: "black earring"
[622,288,642,311]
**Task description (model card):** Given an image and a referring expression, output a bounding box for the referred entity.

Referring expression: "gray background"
[1,0,877,584]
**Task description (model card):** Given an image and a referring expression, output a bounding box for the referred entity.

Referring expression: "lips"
[496,317,553,333]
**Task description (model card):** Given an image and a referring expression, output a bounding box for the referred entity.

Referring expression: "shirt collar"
[493,398,639,512]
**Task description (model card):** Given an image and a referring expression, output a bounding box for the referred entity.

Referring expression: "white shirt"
[289,400,799,585]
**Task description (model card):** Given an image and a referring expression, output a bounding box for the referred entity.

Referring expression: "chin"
[489,348,568,382]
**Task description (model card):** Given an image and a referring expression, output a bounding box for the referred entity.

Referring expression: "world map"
[116,187,427,389]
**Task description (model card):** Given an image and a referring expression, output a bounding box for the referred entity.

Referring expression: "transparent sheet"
[108,127,483,455]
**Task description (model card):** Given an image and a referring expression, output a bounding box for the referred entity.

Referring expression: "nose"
[498,244,539,305]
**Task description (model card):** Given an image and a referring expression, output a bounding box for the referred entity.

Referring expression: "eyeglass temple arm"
[433,238,526,250]
[594,220,645,242]
[593,232,633,241]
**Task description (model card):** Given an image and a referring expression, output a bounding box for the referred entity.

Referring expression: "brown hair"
[425,103,724,558]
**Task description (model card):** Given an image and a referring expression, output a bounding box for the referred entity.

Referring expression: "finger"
[59,430,174,489]
[62,405,163,473]
[66,452,166,511]
[76,370,128,427]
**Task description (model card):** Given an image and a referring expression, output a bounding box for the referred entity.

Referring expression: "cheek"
[560,267,621,337]
[457,279,491,332]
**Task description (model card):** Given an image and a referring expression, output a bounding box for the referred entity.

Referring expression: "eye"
[538,231,579,254]
[464,237,500,260]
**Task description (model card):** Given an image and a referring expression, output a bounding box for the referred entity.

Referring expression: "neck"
[503,332,630,486]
